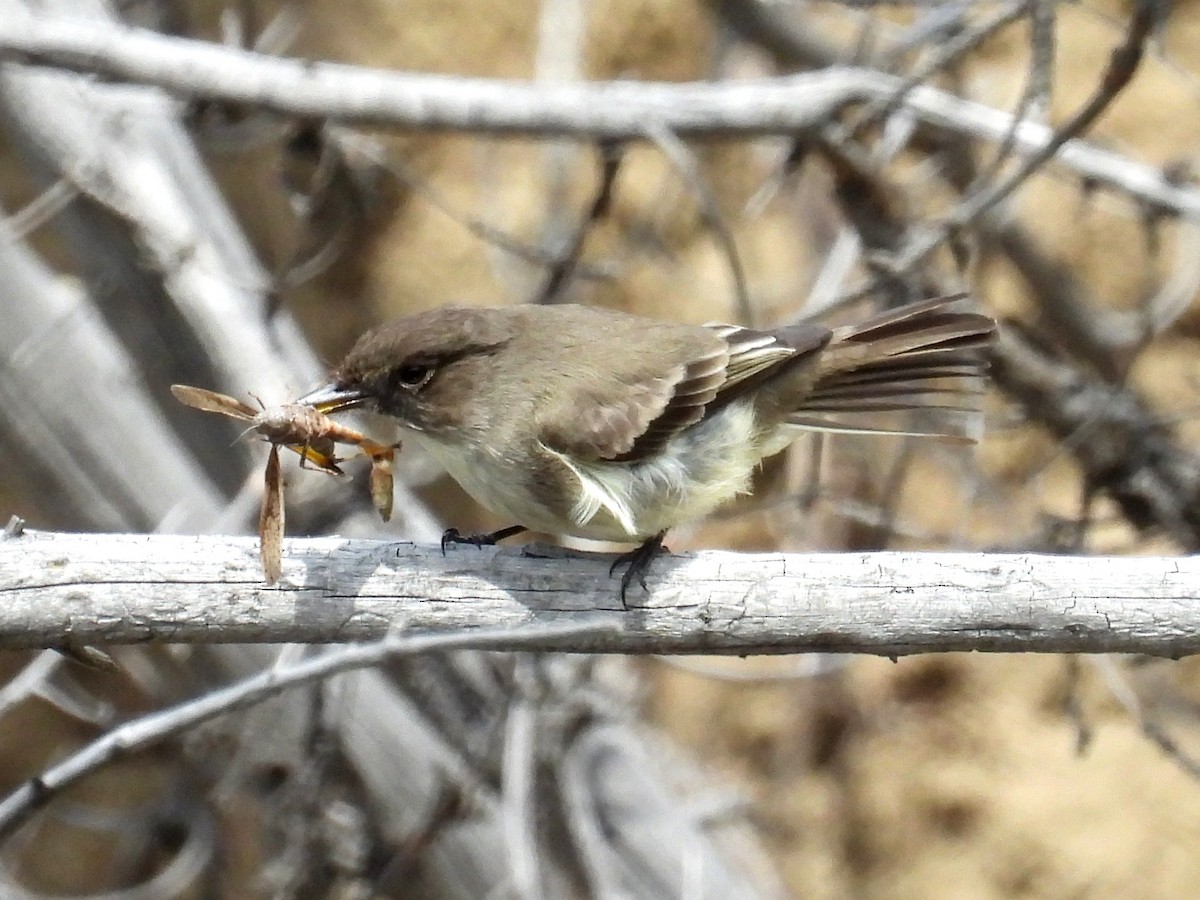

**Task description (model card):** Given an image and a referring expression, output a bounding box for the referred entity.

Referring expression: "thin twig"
[847,0,1156,299]
[990,326,1200,549]
[0,620,617,844]
[1092,656,1200,781]
[956,0,1154,225]
[837,0,1031,141]
[535,141,623,304]
[374,146,611,277]
[968,0,1054,189]
[646,123,755,325]
[1,178,78,242]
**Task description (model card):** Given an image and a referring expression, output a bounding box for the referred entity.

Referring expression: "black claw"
[441,525,527,555]
[440,528,463,555]
[609,531,667,609]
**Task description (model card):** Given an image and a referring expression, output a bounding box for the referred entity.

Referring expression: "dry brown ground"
[10,0,1200,896]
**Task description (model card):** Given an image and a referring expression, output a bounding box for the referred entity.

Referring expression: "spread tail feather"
[792,297,996,441]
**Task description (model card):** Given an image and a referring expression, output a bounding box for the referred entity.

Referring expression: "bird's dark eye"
[392,363,434,389]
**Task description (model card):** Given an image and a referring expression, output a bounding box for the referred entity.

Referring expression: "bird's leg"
[609,530,667,608]
[440,524,528,554]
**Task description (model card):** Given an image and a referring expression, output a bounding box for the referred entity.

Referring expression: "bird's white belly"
[411,401,768,543]
[408,434,562,532]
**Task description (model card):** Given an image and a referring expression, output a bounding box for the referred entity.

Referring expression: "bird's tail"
[787,296,997,441]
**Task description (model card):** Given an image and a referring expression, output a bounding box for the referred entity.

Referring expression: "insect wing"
[259,444,284,584]
[170,384,257,421]
[367,448,395,522]
[289,439,345,475]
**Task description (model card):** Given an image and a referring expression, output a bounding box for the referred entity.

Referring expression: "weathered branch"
[990,326,1200,548]
[3,529,1198,657]
[1,18,1199,221]
[0,620,617,844]
[0,17,873,134]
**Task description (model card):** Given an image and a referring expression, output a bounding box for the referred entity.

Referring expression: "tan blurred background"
[7,0,1200,896]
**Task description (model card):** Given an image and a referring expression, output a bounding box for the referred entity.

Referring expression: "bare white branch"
[0,620,617,844]
[2,530,1197,656]
[1,18,1198,220]
[0,16,864,134]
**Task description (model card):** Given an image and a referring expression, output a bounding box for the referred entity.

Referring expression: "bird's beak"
[297,382,368,414]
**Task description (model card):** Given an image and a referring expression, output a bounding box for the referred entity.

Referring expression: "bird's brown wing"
[538,320,831,463]
[536,335,726,462]
[701,320,831,409]
[537,297,994,461]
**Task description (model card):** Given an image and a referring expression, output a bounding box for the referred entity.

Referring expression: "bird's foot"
[440,524,527,555]
[609,531,668,609]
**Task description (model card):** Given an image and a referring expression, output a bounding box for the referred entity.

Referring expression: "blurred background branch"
[3,15,1199,223]
[3,0,1200,897]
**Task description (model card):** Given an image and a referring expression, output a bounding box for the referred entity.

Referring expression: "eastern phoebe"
[300,297,995,599]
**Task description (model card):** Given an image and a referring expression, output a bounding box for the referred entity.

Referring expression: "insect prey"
[171,384,399,583]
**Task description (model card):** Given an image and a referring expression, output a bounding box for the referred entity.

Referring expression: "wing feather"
[536,296,992,461]
[541,317,831,462]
